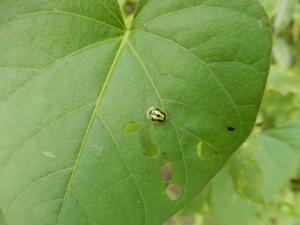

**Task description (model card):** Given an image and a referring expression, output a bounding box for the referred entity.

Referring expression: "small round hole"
[197,142,217,160]
[123,121,140,133]
[227,126,235,132]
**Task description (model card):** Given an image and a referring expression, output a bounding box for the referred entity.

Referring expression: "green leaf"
[227,134,265,204]
[0,0,272,225]
[294,3,300,24]
[272,38,294,69]
[258,121,300,202]
[226,121,300,205]
[211,169,260,225]
[259,0,279,17]
[260,89,300,126]
[274,0,297,32]
[268,65,300,96]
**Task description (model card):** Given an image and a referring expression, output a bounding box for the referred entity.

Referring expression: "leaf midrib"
[55,30,130,225]
[1,11,123,32]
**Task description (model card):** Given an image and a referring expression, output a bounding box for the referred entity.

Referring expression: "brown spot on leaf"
[166,184,182,200]
[160,162,173,182]
[125,1,136,15]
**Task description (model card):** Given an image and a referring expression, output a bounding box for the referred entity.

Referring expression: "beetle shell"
[147,107,166,123]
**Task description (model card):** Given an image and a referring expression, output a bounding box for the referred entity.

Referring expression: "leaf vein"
[132,29,244,148]
[96,114,146,225]
[0,36,123,103]
[126,41,189,218]
[1,11,123,32]
[141,4,260,26]
[55,31,129,225]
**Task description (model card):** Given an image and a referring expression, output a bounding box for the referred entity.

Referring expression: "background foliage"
[167,0,300,224]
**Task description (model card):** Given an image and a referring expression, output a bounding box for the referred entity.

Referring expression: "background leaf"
[274,0,297,33]
[227,135,265,204]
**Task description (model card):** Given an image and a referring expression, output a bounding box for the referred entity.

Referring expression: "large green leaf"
[273,0,297,32]
[0,0,271,224]
[258,121,300,202]
[227,134,265,204]
[211,169,259,225]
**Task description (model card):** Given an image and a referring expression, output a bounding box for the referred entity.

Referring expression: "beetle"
[147,107,166,123]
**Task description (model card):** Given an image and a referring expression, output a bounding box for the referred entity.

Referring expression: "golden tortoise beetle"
[147,107,166,123]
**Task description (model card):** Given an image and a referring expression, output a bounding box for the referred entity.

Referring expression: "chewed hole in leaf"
[123,121,140,133]
[139,127,160,158]
[166,184,182,200]
[227,126,236,132]
[197,142,217,160]
[124,1,136,15]
[160,162,173,182]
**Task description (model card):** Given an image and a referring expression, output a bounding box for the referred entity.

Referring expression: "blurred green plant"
[168,1,300,224]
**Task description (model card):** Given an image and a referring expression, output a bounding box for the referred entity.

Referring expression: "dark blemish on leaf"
[125,1,137,15]
[197,142,217,160]
[123,121,140,133]
[290,177,300,192]
[166,184,182,200]
[290,178,300,185]
[160,162,173,182]
[255,121,263,127]
[227,126,235,132]
[147,107,166,123]
[139,127,160,158]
